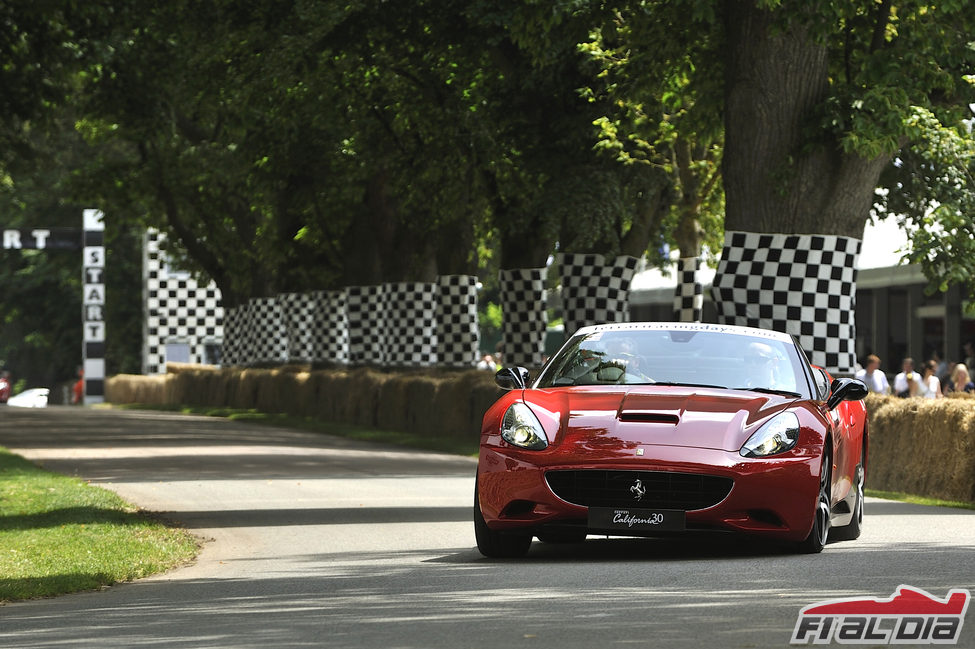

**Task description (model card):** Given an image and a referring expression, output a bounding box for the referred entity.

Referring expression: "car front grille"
[545,470,733,511]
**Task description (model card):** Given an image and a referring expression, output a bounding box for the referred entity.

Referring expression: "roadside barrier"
[106,364,503,441]
[106,368,975,503]
[864,392,975,503]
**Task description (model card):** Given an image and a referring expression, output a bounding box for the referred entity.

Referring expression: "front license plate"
[588,507,686,532]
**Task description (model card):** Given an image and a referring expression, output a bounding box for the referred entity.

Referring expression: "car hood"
[526,385,797,453]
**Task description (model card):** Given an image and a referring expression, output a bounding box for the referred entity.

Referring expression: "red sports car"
[475,322,868,557]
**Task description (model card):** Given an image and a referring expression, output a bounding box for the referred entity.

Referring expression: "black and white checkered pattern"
[278,292,317,362]
[383,282,439,367]
[674,257,704,322]
[311,290,349,364]
[346,284,386,365]
[437,275,480,367]
[557,253,640,337]
[711,230,861,374]
[144,229,223,374]
[221,306,247,366]
[244,297,288,364]
[499,267,548,368]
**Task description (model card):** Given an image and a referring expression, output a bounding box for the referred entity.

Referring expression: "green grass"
[865,488,975,511]
[0,448,199,603]
[117,403,481,456]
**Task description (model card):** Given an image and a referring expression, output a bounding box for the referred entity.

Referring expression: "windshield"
[536,328,812,398]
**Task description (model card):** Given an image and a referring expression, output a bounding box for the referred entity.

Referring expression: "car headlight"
[501,403,549,450]
[740,412,800,458]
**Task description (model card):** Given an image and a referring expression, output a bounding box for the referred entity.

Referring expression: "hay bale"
[231,369,262,410]
[376,375,411,432]
[344,369,389,427]
[867,396,975,502]
[403,374,440,435]
[106,374,168,404]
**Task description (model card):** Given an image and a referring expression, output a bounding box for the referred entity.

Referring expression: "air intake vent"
[618,411,679,424]
[546,470,733,510]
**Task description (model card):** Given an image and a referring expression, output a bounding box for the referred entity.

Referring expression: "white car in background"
[6,388,50,408]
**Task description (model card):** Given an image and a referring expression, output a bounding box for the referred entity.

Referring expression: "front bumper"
[477,443,821,542]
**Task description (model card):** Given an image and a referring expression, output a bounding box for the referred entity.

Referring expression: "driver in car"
[743,341,787,390]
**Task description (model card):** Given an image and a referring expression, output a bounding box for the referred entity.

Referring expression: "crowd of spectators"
[855,344,975,399]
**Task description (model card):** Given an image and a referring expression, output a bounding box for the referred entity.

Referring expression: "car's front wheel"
[474,484,532,558]
[830,455,864,542]
[796,446,832,554]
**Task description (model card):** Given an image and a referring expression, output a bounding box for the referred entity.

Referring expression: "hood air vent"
[618,411,679,425]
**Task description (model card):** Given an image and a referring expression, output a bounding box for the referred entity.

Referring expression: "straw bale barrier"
[106,364,503,439]
[864,393,975,503]
[106,369,975,502]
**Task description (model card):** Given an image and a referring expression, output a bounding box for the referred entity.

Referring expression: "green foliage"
[4,0,975,327]
[0,113,143,388]
[876,108,975,309]
[0,448,198,602]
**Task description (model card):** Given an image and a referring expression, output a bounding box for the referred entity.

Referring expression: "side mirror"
[495,366,530,390]
[813,367,831,401]
[826,378,869,411]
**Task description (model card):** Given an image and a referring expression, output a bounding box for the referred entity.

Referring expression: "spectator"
[855,354,889,394]
[477,354,498,371]
[916,360,943,399]
[893,358,919,398]
[71,367,84,404]
[931,349,948,380]
[946,363,975,394]
[0,370,10,404]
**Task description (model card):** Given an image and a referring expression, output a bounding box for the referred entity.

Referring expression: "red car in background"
[475,322,868,558]
[0,371,10,404]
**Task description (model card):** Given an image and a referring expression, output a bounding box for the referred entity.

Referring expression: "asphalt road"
[1,406,973,649]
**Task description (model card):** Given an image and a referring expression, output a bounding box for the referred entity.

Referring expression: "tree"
[578,1,726,265]
[721,1,975,238]
[0,2,143,388]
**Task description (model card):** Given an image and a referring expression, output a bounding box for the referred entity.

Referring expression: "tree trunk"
[717,1,893,375]
[620,168,673,258]
[340,171,397,286]
[723,2,889,238]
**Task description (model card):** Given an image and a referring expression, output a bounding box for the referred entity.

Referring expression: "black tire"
[474,486,532,558]
[797,446,832,554]
[830,457,864,542]
[536,530,588,544]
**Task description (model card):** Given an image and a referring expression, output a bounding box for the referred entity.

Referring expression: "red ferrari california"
[475,322,869,557]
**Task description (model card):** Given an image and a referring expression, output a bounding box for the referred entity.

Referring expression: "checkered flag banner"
[245,297,288,364]
[674,257,704,322]
[384,282,439,367]
[311,290,350,365]
[500,267,548,368]
[557,253,640,337]
[144,229,223,373]
[437,275,479,367]
[346,284,386,365]
[221,305,246,366]
[278,292,317,363]
[227,301,257,365]
[711,230,861,374]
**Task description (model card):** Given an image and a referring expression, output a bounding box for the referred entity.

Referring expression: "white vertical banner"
[82,209,106,404]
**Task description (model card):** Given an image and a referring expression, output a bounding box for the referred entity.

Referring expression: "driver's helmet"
[603,335,635,358]
[744,341,777,368]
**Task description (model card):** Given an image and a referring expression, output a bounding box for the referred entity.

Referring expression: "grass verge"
[865,488,975,511]
[0,448,199,603]
[116,403,481,456]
